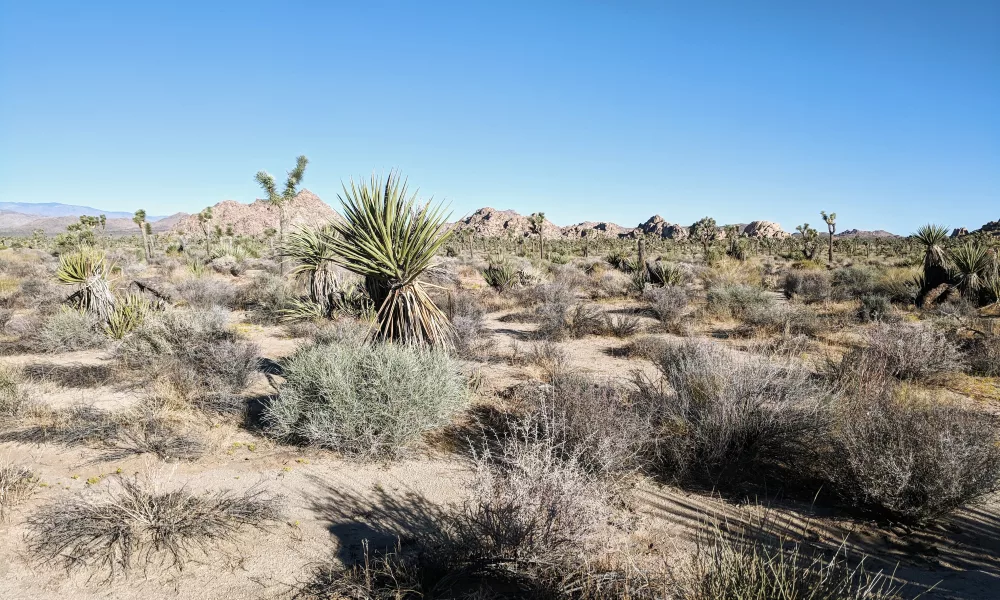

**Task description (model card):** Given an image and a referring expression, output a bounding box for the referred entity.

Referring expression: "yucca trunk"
[365,278,451,346]
[310,262,339,306]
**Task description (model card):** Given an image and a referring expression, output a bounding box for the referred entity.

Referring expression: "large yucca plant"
[948,241,993,300]
[56,252,116,322]
[281,225,340,305]
[913,224,950,296]
[325,172,454,346]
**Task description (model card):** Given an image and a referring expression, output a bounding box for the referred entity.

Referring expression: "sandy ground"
[1,303,998,599]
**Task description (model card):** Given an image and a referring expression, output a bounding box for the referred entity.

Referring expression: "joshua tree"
[795,223,819,260]
[324,171,454,346]
[197,207,214,258]
[690,216,717,261]
[133,209,151,261]
[255,155,309,275]
[820,211,836,262]
[913,224,950,300]
[725,224,746,261]
[528,212,546,260]
[64,215,101,252]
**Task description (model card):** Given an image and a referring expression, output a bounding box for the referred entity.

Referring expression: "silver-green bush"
[265,342,467,459]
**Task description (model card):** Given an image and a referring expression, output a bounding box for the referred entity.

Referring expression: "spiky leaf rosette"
[326,172,454,346]
[56,252,116,322]
[280,226,340,304]
[948,241,992,299]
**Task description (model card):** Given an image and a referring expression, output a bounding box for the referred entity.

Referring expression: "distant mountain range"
[2,200,996,240]
[0,202,167,221]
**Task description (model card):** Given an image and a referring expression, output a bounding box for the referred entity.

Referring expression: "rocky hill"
[975,220,1000,236]
[630,215,688,239]
[169,190,338,236]
[451,208,562,238]
[835,229,899,238]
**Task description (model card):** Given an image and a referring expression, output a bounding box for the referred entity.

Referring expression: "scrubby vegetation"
[1,192,998,598]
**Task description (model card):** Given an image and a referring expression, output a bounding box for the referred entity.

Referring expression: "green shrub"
[706,284,772,320]
[856,294,894,323]
[831,266,876,300]
[265,342,467,459]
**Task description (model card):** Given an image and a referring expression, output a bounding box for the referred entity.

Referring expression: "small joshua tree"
[796,223,819,260]
[197,207,214,258]
[133,209,152,262]
[255,155,309,275]
[690,216,717,261]
[528,212,546,260]
[821,211,836,262]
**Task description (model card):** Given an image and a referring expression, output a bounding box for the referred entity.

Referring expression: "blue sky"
[1,1,997,233]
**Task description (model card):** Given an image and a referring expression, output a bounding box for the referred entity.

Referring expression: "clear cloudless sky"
[1,0,997,233]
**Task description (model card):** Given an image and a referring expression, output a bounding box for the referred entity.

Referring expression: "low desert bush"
[964,329,1000,377]
[236,272,293,324]
[825,392,1000,523]
[602,312,643,338]
[30,307,106,353]
[644,285,690,332]
[265,342,467,459]
[0,462,38,518]
[0,401,205,461]
[28,476,283,577]
[706,284,772,320]
[300,408,622,599]
[856,294,895,323]
[445,292,496,361]
[737,303,821,338]
[535,291,603,341]
[843,322,963,382]
[701,258,761,288]
[642,340,828,487]
[116,308,259,409]
[590,269,632,299]
[174,276,237,309]
[872,267,920,304]
[530,374,658,480]
[0,365,36,418]
[830,266,877,300]
[525,340,570,382]
[783,270,832,302]
[676,518,908,600]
